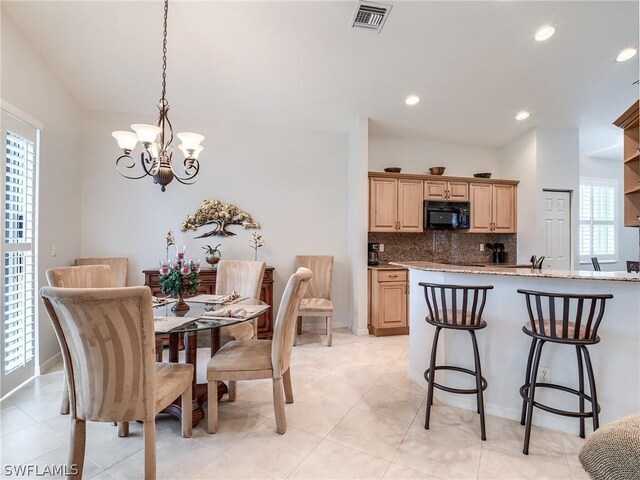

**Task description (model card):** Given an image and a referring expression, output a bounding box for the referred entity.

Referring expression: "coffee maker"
[368,243,380,266]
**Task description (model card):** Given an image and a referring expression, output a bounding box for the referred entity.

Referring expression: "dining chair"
[40,286,193,480]
[627,261,640,273]
[216,260,266,342]
[46,265,165,438]
[294,255,334,346]
[591,257,601,272]
[74,256,129,287]
[206,267,312,434]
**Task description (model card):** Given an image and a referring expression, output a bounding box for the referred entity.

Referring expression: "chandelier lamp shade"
[112,0,204,192]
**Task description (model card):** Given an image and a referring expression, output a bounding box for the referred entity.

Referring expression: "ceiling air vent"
[350,1,392,33]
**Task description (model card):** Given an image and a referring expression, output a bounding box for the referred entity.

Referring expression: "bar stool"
[419,282,494,441]
[518,289,613,455]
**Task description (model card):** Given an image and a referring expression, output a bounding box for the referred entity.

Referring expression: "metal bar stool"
[419,282,494,441]
[518,289,613,455]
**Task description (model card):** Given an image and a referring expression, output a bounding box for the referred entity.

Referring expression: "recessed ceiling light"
[616,48,637,62]
[534,25,555,42]
[405,95,420,106]
[515,111,530,121]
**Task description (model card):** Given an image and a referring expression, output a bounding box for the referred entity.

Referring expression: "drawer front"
[377,270,407,282]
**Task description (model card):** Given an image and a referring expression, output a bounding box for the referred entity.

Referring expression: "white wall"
[580,155,639,271]
[1,10,83,367]
[369,136,500,177]
[80,111,351,326]
[498,129,537,264]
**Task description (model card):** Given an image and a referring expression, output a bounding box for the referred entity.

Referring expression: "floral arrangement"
[165,230,175,261]
[159,267,201,299]
[250,231,264,261]
[181,200,260,238]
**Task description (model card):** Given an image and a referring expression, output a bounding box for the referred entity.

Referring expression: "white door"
[542,190,571,270]
[1,108,39,397]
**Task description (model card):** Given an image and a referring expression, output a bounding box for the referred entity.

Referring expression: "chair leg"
[576,346,586,438]
[155,347,163,362]
[60,375,70,415]
[283,369,294,404]
[297,316,302,335]
[228,381,237,402]
[424,327,441,430]
[68,418,86,480]
[207,381,219,434]
[118,422,129,437]
[273,377,287,434]
[469,330,486,441]
[581,346,600,431]
[143,421,156,480]
[523,340,545,455]
[326,316,333,347]
[181,383,192,438]
[520,338,537,426]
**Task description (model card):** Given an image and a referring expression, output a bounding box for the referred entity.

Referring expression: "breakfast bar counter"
[391,261,640,433]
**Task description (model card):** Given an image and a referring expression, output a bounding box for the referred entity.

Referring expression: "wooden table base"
[159,329,226,427]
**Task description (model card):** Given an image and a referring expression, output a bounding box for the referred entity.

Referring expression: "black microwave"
[424,201,470,230]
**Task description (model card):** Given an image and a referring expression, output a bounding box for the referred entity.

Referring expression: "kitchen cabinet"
[469,183,517,233]
[424,180,469,201]
[368,269,409,336]
[369,178,423,232]
[614,101,640,227]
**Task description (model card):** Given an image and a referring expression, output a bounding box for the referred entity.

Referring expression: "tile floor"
[0,328,588,479]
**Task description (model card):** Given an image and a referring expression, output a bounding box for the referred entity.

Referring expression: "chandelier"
[111,0,204,192]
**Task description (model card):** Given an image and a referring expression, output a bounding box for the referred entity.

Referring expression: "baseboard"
[39,352,62,374]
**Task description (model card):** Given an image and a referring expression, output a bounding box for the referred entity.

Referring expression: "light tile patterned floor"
[0,328,588,479]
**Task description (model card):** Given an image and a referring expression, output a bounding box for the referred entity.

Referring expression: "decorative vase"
[205,255,220,266]
[171,293,190,315]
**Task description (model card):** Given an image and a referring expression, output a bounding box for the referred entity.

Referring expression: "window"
[1,107,39,396]
[579,177,618,263]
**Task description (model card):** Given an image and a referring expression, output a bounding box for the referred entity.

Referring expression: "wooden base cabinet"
[469,183,517,233]
[143,267,275,339]
[368,269,409,336]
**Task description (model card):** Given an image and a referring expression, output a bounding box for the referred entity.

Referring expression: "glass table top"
[153,297,268,334]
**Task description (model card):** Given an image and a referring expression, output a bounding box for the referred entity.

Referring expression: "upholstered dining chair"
[74,256,129,287]
[206,267,312,434]
[216,260,266,342]
[40,286,193,480]
[294,255,334,346]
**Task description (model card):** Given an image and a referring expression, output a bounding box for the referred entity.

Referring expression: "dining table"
[153,296,270,427]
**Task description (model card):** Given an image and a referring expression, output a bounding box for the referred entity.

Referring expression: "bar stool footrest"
[425,366,487,395]
[520,382,601,418]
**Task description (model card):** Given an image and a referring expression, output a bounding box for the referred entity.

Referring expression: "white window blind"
[2,114,38,384]
[579,177,618,263]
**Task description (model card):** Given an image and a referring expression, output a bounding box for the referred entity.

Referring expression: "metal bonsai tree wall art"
[181,200,260,237]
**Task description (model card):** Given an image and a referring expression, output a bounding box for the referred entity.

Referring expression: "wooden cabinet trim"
[369,171,519,186]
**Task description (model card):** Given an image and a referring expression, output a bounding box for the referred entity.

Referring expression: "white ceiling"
[3,1,639,157]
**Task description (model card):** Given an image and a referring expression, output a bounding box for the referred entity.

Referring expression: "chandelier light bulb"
[131,124,162,145]
[112,131,139,152]
[179,144,204,159]
[177,132,205,151]
[534,25,555,42]
[149,142,160,159]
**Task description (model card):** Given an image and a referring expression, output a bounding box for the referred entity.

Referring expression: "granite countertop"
[368,263,408,271]
[389,261,640,283]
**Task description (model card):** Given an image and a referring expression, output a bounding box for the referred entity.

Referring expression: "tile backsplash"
[368,231,518,265]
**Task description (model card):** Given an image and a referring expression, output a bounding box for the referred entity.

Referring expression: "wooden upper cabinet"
[492,184,517,233]
[424,180,468,200]
[397,179,423,231]
[369,177,398,232]
[469,183,517,233]
[370,178,423,232]
[469,183,493,232]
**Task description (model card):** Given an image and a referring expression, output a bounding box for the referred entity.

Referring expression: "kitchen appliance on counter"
[368,242,380,266]
[486,243,505,263]
[424,201,470,230]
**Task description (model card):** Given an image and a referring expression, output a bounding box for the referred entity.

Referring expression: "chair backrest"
[294,255,333,299]
[271,267,312,376]
[517,289,613,341]
[46,265,112,288]
[627,261,640,273]
[215,260,266,300]
[40,286,157,422]
[419,282,494,327]
[75,257,128,287]
[591,257,601,272]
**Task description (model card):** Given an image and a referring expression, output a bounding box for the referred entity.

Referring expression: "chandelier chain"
[161,0,168,106]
